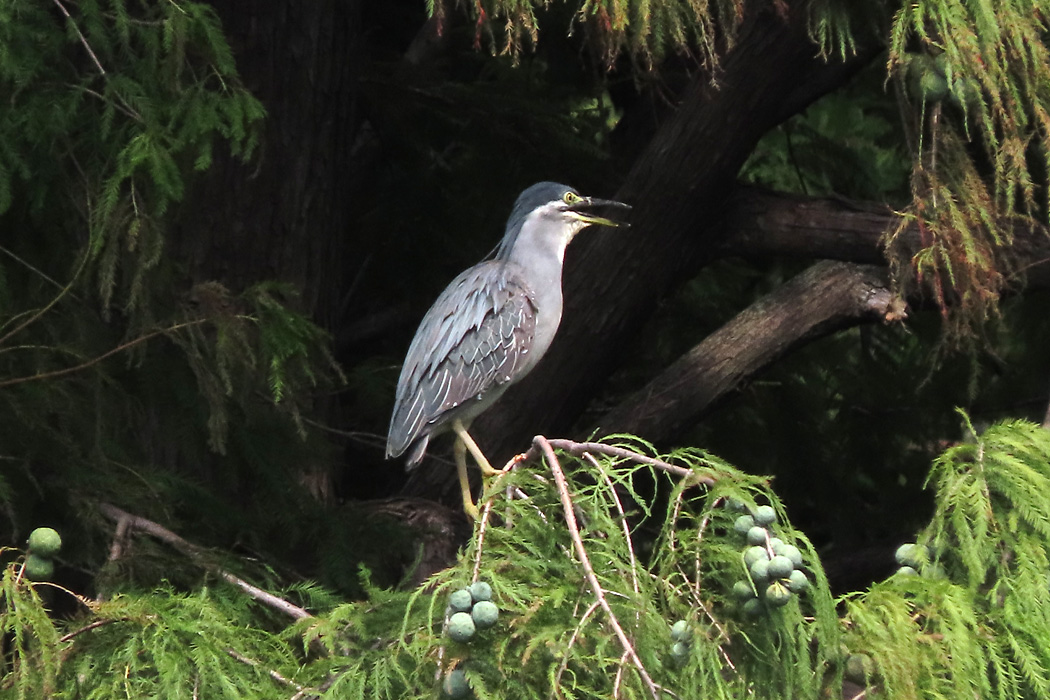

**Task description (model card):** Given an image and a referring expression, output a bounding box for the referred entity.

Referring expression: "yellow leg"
[451,420,502,477]
[454,436,480,520]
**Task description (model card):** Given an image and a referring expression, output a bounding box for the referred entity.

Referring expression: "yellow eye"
[563,191,581,204]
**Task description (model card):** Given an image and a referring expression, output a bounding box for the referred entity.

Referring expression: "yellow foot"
[478,462,505,478]
[452,420,502,476]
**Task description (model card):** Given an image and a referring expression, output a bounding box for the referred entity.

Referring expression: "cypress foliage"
[0,0,264,312]
[843,415,1050,698]
[4,2,1050,699]
[0,0,341,603]
[7,421,1050,698]
[440,0,746,68]
[886,0,1050,343]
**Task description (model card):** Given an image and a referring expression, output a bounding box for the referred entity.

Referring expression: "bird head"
[497,182,631,260]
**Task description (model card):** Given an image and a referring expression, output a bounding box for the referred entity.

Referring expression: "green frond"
[0,0,264,315]
[1,559,64,698]
[244,282,343,405]
[806,0,863,60]
[13,421,1050,698]
[886,0,1050,342]
[848,414,1050,700]
[446,0,745,71]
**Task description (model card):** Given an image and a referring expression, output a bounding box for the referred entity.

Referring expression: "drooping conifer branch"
[99,503,312,621]
[224,649,304,692]
[535,435,663,700]
[0,321,210,389]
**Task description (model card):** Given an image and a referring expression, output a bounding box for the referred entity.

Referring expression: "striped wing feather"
[386,261,536,462]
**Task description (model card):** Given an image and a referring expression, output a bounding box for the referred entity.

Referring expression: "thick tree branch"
[592,188,1050,447]
[399,5,1049,501]
[585,187,1050,448]
[720,188,1050,287]
[721,188,896,264]
[596,261,901,443]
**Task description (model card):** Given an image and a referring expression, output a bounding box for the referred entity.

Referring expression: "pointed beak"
[568,196,632,228]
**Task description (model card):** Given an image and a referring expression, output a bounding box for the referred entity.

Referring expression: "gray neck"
[504,214,580,368]
[506,222,570,292]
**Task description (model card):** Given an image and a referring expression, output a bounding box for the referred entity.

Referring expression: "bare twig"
[98,503,197,557]
[434,639,446,684]
[552,599,601,696]
[225,648,304,691]
[218,571,312,621]
[0,249,90,347]
[52,0,107,75]
[692,499,718,599]
[690,505,733,651]
[503,482,516,529]
[98,503,312,620]
[288,670,341,700]
[299,417,387,451]
[58,618,120,643]
[108,514,131,562]
[544,439,711,484]
[0,245,67,292]
[0,344,87,360]
[67,84,143,122]
[585,453,640,598]
[471,499,494,582]
[667,486,686,556]
[0,320,209,388]
[613,649,628,699]
[845,685,869,700]
[662,482,734,657]
[536,436,662,700]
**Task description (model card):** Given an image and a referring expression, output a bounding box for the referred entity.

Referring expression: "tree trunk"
[166,0,366,502]
[172,0,364,329]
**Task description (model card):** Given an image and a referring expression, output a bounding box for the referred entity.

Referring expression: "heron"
[386,182,631,518]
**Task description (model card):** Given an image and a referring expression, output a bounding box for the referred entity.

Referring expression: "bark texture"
[721,188,1050,287]
[173,0,363,328]
[596,261,900,443]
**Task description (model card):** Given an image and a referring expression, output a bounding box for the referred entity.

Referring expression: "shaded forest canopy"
[2,0,1050,698]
